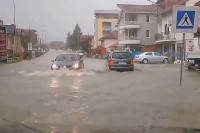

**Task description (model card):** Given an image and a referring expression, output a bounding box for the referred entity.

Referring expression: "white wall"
[185,0,200,40]
[104,39,117,48]
[162,12,172,33]
[186,0,200,6]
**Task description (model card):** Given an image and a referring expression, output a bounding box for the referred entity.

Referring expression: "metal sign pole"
[180,33,185,86]
[172,6,199,86]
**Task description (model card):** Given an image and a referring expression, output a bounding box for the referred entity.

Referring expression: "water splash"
[19,69,96,77]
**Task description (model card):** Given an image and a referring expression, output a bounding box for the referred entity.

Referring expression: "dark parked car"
[106,51,134,71]
[76,50,84,58]
[51,53,84,70]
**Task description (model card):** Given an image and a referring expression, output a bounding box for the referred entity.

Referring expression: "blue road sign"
[172,6,199,33]
[176,11,195,29]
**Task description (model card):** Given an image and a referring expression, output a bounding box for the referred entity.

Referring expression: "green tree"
[66,24,82,50]
[21,36,29,50]
[80,35,93,54]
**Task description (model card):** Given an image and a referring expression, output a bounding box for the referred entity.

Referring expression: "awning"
[155,39,176,44]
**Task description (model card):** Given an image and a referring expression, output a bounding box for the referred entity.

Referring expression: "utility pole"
[13,0,16,54]
[13,0,16,26]
[77,29,81,50]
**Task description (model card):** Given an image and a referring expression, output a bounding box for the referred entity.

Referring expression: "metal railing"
[121,21,139,25]
[120,36,139,40]
[102,26,111,31]
[155,32,176,41]
[7,57,23,63]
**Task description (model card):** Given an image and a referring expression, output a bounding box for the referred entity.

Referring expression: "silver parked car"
[135,52,169,64]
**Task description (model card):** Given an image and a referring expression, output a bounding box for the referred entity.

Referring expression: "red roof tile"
[100,30,118,40]
[117,4,157,13]
[109,42,118,48]
[195,1,200,6]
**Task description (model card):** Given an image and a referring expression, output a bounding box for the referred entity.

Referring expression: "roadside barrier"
[7,57,23,64]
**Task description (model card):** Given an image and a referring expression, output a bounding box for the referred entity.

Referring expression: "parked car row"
[105,51,170,72]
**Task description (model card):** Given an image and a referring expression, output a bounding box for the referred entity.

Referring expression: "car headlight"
[52,64,58,69]
[73,63,79,69]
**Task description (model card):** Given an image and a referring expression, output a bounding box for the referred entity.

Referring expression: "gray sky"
[0,0,153,42]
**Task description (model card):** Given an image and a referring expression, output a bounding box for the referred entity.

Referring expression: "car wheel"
[163,58,169,64]
[130,67,134,71]
[142,59,148,64]
[109,66,113,71]
[188,66,193,70]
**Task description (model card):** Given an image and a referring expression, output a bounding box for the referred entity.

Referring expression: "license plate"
[195,64,199,67]
[119,62,127,64]
[188,60,195,64]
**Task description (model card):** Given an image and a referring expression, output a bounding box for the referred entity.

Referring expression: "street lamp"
[12,0,16,54]
[28,20,33,42]
[12,0,16,26]
[36,25,45,48]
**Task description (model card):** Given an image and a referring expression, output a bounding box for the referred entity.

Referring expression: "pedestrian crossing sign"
[172,6,200,33]
[177,11,194,28]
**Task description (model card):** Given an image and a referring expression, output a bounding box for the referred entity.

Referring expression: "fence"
[7,57,23,64]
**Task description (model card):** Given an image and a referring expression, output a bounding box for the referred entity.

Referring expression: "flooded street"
[0,50,200,133]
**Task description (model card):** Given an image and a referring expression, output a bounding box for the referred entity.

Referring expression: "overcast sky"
[0,0,154,42]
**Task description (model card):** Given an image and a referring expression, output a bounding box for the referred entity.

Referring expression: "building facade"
[117,4,158,51]
[94,10,119,47]
[155,0,193,62]
[99,30,118,51]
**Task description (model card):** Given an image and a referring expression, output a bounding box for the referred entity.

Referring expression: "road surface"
[0,50,200,133]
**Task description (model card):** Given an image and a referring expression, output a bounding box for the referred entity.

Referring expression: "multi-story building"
[117,4,157,51]
[155,0,190,61]
[94,10,119,47]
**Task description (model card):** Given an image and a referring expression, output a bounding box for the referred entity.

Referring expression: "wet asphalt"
[0,50,200,133]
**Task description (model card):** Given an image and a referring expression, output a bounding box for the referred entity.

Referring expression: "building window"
[102,22,111,31]
[165,24,169,34]
[146,30,150,38]
[146,15,150,23]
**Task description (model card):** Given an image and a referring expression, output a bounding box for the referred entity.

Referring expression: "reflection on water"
[71,77,82,98]
[19,69,95,77]
[67,76,89,123]
[72,125,80,133]
[50,78,59,88]
[47,74,89,126]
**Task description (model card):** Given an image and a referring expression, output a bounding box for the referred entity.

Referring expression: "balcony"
[119,36,141,45]
[102,27,111,31]
[119,21,141,30]
[155,32,176,43]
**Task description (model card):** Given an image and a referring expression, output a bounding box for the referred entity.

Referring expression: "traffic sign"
[172,6,200,33]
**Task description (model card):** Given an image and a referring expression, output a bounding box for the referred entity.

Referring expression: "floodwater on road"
[0,50,200,133]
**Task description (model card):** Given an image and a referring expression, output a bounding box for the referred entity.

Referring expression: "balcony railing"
[120,36,139,40]
[121,21,138,25]
[102,26,111,31]
[119,36,141,45]
[155,32,176,42]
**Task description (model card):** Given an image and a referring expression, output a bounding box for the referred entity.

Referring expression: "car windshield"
[112,52,132,59]
[55,54,78,61]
